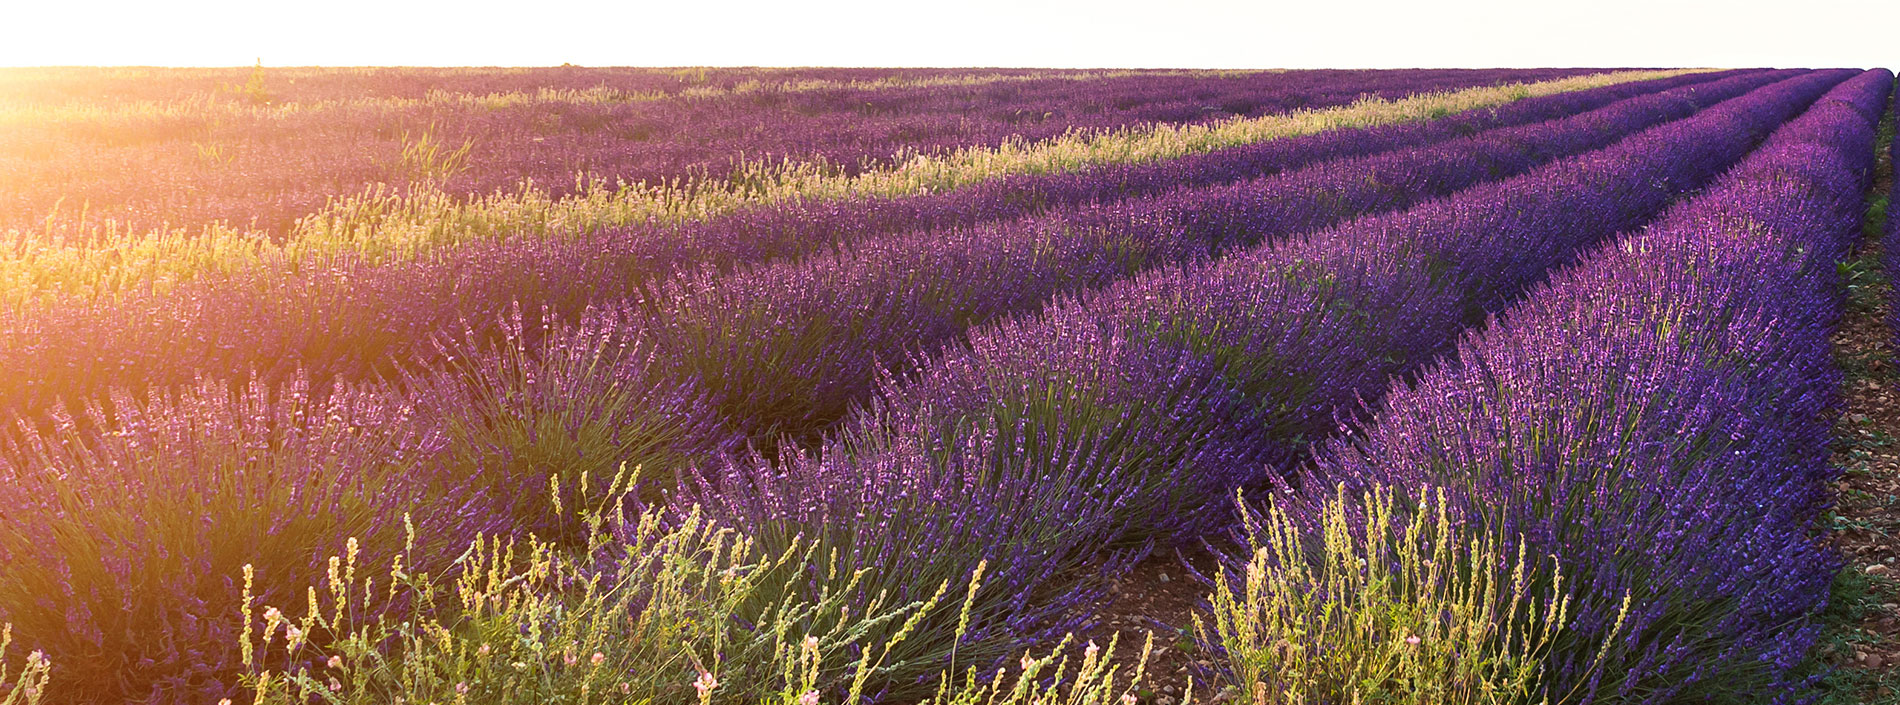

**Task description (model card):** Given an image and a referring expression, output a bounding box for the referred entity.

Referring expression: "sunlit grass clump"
[1199,486,1626,705]
[230,471,1155,705]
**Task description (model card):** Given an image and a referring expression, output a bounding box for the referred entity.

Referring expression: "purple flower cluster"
[683,69,1851,688]
[0,72,1733,421]
[1296,69,1892,702]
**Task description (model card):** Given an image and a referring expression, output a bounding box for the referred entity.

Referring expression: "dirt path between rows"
[1814,108,1900,705]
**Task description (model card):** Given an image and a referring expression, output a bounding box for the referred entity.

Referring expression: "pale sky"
[0,0,1894,69]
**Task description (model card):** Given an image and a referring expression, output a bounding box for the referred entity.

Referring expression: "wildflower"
[619,682,631,694]
[564,652,579,667]
[799,690,821,705]
[1020,653,1035,671]
[1122,694,1139,705]
[1403,634,1422,646]
[512,661,528,671]
[477,643,491,656]
[803,635,820,652]
[591,652,606,666]
[328,677,343,692]
[694,671,718,696]
[220,700,233,705]
[457,682,470,695]
[1085,640,1099,660]
[328,655,344,669]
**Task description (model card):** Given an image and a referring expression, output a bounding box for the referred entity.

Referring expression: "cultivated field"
[0,66,1895,704]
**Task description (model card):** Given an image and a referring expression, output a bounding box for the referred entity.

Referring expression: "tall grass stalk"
[0,625,51,705]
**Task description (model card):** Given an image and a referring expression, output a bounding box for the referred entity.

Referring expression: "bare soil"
[1815,142,1900,702]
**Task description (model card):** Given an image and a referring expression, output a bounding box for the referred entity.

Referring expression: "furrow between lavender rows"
[676,69,1852,691]
[0,70,1743,419]
[1278,68,1891,703]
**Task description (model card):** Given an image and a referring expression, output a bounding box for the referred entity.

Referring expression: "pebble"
[1868,654,1887,670]
[1867,564,1892,576]
[1157,572,1170,584]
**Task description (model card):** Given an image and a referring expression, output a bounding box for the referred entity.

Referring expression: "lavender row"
[1294,69,1890,702]
[680,70,1848,690]
[611,70,1740,281]
[0,71,1733,419]
[10,69,1595,238]
[623,69,1779,449]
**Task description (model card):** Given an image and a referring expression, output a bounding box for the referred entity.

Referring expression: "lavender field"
[0,65,1893,705]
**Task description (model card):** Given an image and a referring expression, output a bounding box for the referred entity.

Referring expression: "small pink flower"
[456,682,470,695]
[1403,635,1422,646]
[1085,640,1100,660]
[619,682,632,694]
[694,671,718,696]
[799,690,821,705]
[477,643,491,657]
[591,652,607,666]
[564,653,579,667]
[1122,694,1138,705]
[327,677,342,692]
[328,655,344,669]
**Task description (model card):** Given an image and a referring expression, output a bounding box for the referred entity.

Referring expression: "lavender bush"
[0,377,492,703]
